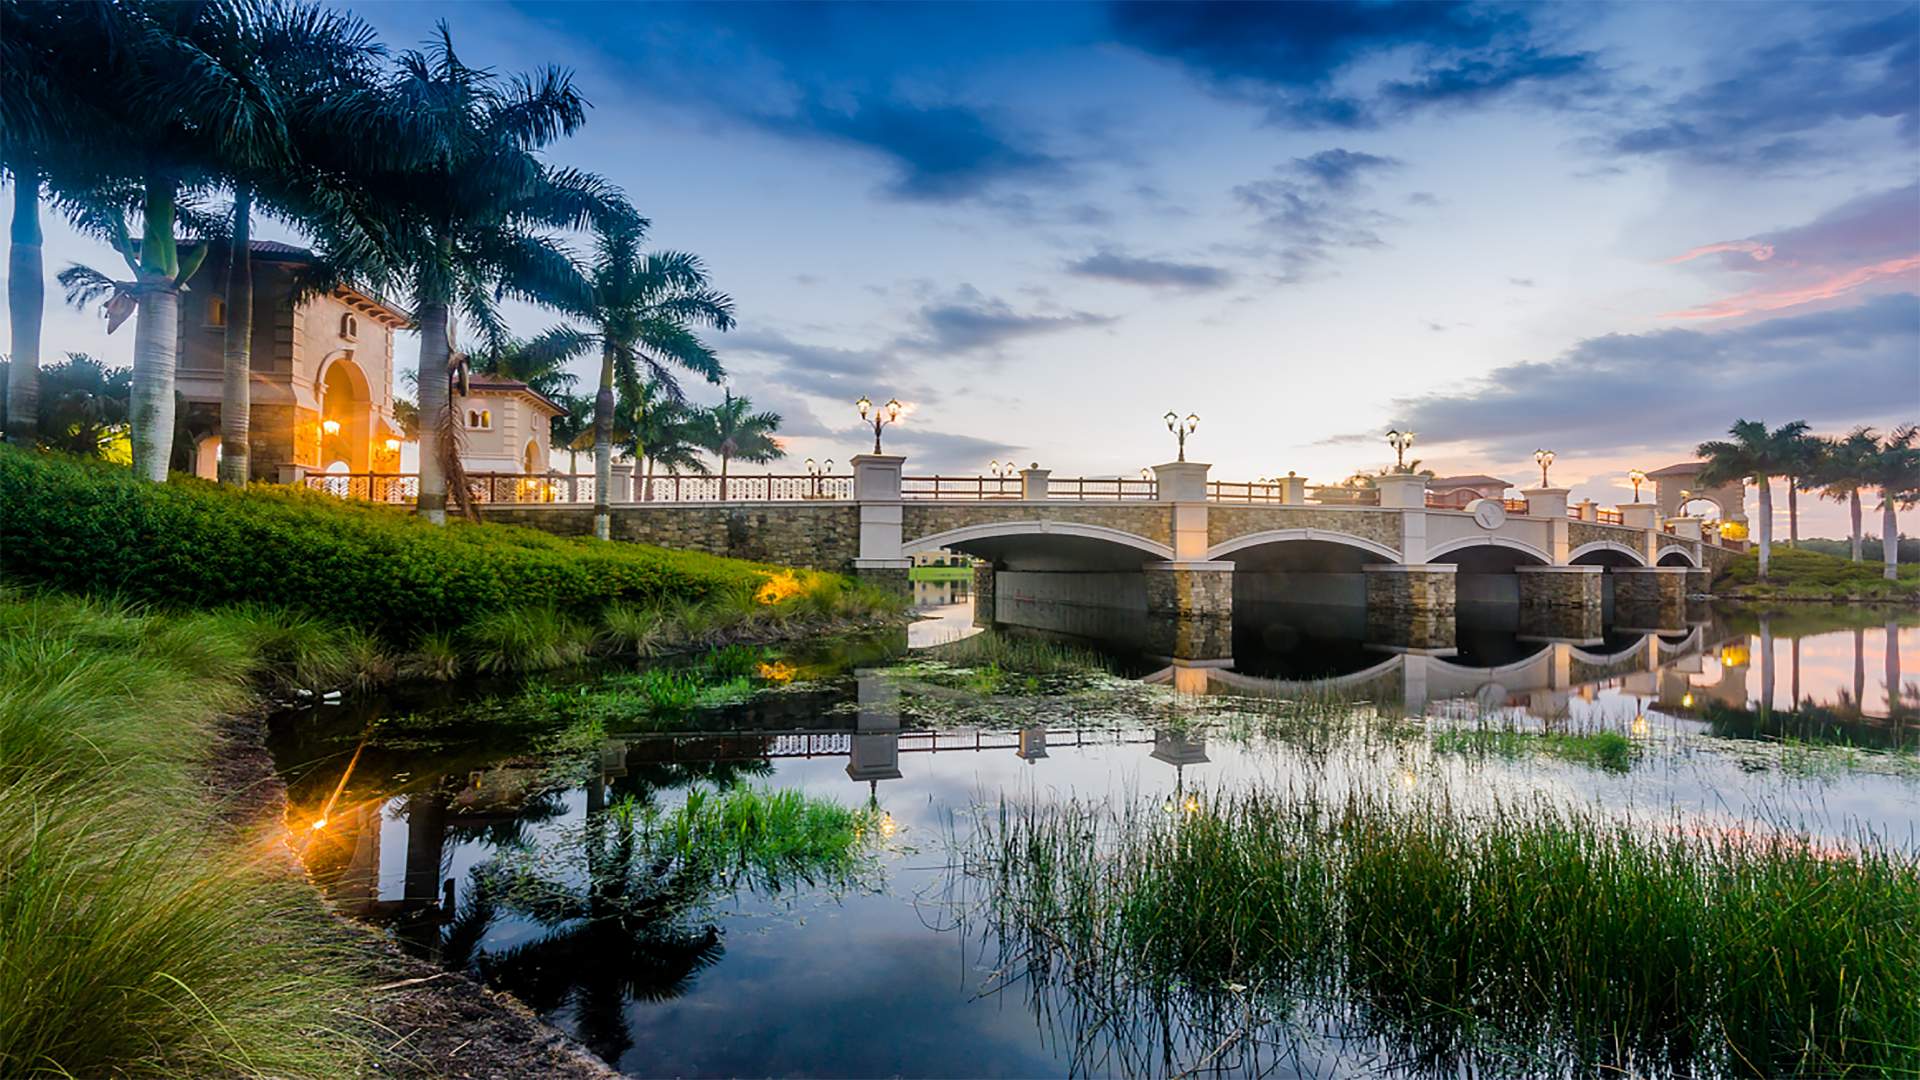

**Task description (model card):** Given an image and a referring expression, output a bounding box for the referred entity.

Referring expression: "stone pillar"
[847,671,903,789]
[1143,562,1233,662]
[971,560,998,627]
[1020,466,1050,500]
[1618,503,1658,529]
[1574,499,1596,521]
[851,453,910,594]
[608,461,634,503]
[1685,566,1712,596]
[1376,472,1428,509]
[1276,472,1307,505]
[1517,564,1602,609]
[1152,460,1211,560]
[1522,486,1569,517]
[1364,563,1455,651]
[1667,517,1703,541]
[275,463,309,487]
[1613,566,1690,630]
[1517,604,1604,644]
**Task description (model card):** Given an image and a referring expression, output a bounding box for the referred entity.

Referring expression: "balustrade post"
[1020,466,1051,501]
[852,454,910,594]
[609,461,634,504]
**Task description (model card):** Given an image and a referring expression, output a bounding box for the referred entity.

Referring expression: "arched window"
[467,409,492,431]
[206,295,226,328]
[339,313,359,340]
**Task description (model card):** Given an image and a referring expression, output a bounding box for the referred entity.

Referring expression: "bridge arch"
[902,520,1174,566]
[1426,536,1553,566]
[1206,528,1399,564]
[1568,540,1650,567]
[1654,544,1701,568]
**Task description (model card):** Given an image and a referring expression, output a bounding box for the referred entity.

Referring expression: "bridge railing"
[302,471,600,505]
[900,475,1023,499]
[638,474,852,502]
[1306,485,1381,506]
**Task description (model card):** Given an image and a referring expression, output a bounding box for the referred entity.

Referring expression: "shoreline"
[207,709,622,1079]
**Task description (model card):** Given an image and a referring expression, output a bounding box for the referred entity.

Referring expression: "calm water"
[269,602,1920,1078]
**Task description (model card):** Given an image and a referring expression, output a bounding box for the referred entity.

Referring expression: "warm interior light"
[321,418,341,435]
[384,437,401,452]
[1681,692,1695,709]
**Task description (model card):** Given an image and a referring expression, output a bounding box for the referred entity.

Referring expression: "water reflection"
[268,603,1919,1078]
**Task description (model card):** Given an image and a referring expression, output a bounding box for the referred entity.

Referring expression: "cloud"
[1065,250,1233,289]
[1660,183,1920,319]
[874,427,1023,472]
[1609,5,1919,169]
[1377,293,1920,458]
[759,94,1066,201]
[898,286,1116,354]
[1508,276,1537,287]
[1228,147,1405,281]
[1107,0,1598,128]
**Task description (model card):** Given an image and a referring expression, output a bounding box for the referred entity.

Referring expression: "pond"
[268,601,1920,1078]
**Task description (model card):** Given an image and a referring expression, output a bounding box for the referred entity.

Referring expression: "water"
[268,602,1920,1077]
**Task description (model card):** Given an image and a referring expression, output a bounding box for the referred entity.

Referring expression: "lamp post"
[1164,411,1199,461]
[805,457,834,498]
[1386,429,1416,472]
[856,396,902,454]
[1534,448,1556,488]
[1627,468,1647,503]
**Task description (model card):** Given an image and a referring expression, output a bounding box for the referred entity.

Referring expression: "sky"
[8,0,1919,537]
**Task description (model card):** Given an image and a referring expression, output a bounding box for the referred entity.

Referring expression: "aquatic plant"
[926,630,1113,676]
[964,787,1920,1078]
[460,605,594,674]
[1429,726,1638,773]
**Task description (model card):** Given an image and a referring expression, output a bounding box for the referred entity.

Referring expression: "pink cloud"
[1661,254,1920,319]
[1663,240,1775,264]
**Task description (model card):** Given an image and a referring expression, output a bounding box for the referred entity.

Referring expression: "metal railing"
[638,474,852,502]
[302,472,596,505]
[1596,508,1625,525]
[1209,480,1287,503]
[1307,485,1381,507]
[899,475,1023,499]
[1503,497,1531,514]
[1052,477,1157,500]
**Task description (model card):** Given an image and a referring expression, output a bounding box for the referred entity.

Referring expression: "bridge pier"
[1363,563,1456,652]
[971,561,998,627]
[1516,564,1603,610]
[850,453,913,597]
[1613,566,1690,632]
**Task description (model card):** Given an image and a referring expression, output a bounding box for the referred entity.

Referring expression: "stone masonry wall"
[1206,505,1402,552]
[901,503,1174,547]
[1517,568,1602,610]
[1364,567,1456,614]
[1569,520,1649,558]
[479,503,861,571]
[972,562,997,627]
[1143,566,1233,617]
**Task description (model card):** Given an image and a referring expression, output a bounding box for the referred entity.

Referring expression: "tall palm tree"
[189,0,385,487]
[694,390,783,501]
[310,26,631,522]
[1814,427,1879,562]
[1862,424,1919,582]
[471,330,582,400]
[542,221,732,538]
[615,381,709,499]
[1697,419,1805,581]
[548,392,592,477]
[1779,426,1820,548]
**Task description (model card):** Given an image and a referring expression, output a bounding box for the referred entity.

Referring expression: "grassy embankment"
[975,788,1920,1077]
[1715,547,1920,603]
[0,590,372,1076]
[0,447,905,681]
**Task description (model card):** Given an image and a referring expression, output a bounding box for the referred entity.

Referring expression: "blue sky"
[11,0,1919,533]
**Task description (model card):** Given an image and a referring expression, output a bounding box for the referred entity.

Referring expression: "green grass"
[0,445,881,642]
[0,590,367,1077]
[923,630,1113,676]
[1430,726,1639,772]
[1715,547,1920,602]
[970,788,1920,1077]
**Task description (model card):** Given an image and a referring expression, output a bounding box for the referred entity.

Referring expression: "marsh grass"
[0,591,367,1077]
[1430,727,1639,773]
[460,605,595,674]
[967,787,1920,1078]
[926,630,1113,676]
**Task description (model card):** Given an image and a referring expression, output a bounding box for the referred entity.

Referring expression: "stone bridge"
[482,455,1742,660]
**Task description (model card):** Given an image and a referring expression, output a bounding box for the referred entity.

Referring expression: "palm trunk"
[1850,490,1863,562]
[1887,620,1902,718]
[592,343,614,540]
[218,186,254,486]
[1853,627,1865,714]
[719,451,730,501]
[1754,477,1773,581]
[1790,636,1800,707]
[130,177,181,483]
[6,166,43,445]
[1758,616,1775,718]
[1883,493,1899,582]
[644,456,655,502]
[415,302,451,523]
[1786,479,1799,548]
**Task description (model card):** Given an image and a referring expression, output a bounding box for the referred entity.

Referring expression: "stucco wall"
[901,502,1174,547]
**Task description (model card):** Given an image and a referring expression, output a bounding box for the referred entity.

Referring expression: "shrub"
[1715,547,1920,601]
[0,448,809,642]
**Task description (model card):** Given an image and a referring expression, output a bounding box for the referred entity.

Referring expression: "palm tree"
[1697,419,1805,581]
[1814,427,1879,562]
[1862,424,1919,582]
[311,26,631,522]
[190,1,385,487]
[471,331,582,400]
[1779,426,1820,548]
[694,390,783,501]
[34,353,131,458]
[548,392,592,478]
[615,381,709,499]
[541,221,733,538]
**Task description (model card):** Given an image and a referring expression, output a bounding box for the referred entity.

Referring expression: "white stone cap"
[1146,560,1236,571]
[1612,565,1692,573]
[1516,564,1603,573]
[851,558,912,569]
[1362,562,1458,572]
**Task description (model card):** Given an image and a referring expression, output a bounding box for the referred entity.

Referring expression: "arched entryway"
[318,355,373,472]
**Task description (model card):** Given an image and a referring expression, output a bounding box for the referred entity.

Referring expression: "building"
[174,240,410,482]
[909,549,974,606]
[1646,462,1747,528]
[1424,474,1514,509]
[456,376,565,476]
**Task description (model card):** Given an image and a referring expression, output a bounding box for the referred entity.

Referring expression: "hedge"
[0,448,797,640]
